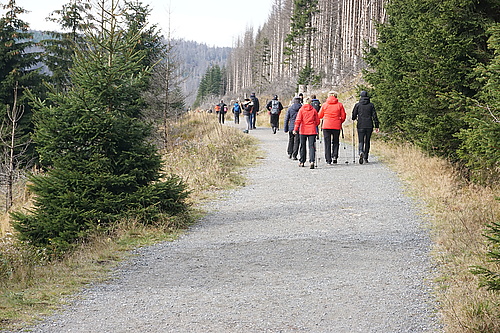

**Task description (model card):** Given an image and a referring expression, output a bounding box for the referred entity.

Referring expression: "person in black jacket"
[217,100,227,124]
[352,91,379,164]
[250,93,259,129]
[283,97,302,160]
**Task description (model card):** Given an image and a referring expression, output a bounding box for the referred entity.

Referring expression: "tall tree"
[41,0,94,91]
[0,0,45,172]
[13,0,188,253]
[0,0,44,106]
[284,0,319,87]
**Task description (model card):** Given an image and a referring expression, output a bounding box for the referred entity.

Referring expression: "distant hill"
[174,39,230,106]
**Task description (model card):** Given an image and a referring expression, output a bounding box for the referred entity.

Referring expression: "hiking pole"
[341,127,348,164]
[352,121,356,164]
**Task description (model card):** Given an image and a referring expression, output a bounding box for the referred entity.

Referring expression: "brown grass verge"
[373,139,500,333]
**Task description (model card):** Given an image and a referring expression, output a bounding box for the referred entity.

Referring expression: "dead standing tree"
[0,83,32,211]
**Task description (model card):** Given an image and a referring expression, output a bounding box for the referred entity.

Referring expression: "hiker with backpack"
[266,95,284,134]
[241,98,254,133]
[284,96,302,160]
[232,101,241,124]
[217,100,227,124]
[352,91,379,164]
[311,95,321,112]
[293,97,320,169]
[250,93,259,129]
[318,91,346,164]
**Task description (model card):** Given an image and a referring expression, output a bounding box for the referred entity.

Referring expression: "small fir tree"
[13,0,188,254]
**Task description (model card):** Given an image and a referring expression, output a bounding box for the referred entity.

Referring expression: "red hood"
[326,96,339,104]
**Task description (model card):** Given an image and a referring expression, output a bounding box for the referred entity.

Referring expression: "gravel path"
[13,123,442,332]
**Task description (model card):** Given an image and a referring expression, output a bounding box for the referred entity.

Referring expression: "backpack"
[233,104,241,113]
[271,100,280,114]
[311,99,321,112]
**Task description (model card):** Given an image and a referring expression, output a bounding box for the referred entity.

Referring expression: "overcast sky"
[10,0,274,47]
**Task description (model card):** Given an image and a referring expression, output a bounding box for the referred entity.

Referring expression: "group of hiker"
[284,90,379,169]
[214,90,379,169]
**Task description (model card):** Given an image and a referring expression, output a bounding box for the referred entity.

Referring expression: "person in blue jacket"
[284,96,302,160]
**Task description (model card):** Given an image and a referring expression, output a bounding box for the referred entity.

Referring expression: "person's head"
[305,97,311,104]
[220,100,224,103]
[360,91,368,97]
[299,93,303,97]
[328,91,338,97]
[250,93,255,97]
[274,95,278,100]
[293,97,301,104]
[311,94,316,99]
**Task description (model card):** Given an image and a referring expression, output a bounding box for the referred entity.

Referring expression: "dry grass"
[162,112,261,202]
[373,140,500,333]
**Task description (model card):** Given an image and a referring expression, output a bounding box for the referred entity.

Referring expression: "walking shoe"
[310,162,315,169]
[332,159,337,164]
[299,162,304,167]
[364,159,369,163]
[273,127,277,134]
[359,152,364,164]
[292,156,298,160]
[289,154,292,159]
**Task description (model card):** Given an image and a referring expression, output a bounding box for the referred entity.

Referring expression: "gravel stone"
[12,125,443,332]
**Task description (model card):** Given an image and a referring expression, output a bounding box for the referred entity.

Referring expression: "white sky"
[10,0,274,47]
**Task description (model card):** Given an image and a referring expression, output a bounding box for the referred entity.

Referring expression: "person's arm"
[352,104,358,121]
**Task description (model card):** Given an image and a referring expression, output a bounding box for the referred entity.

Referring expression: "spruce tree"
[13,0,188,253]
[365,0,499,158]
[0,0,46,172]
[40,0,94,91]
[284,0,319,87]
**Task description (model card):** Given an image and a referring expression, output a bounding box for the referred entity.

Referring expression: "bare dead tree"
[0,83,32,211]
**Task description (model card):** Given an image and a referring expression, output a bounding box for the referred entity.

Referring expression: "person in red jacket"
[293,97,321,169]
[318,91,346,164]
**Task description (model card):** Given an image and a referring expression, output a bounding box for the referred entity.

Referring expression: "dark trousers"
[299,134,316,163]
[234,113,240,124]
[270,113,280,129]
[218,112,225,124]
[323,129,340,163]
[357,128,373,159]
[287,132,300,158]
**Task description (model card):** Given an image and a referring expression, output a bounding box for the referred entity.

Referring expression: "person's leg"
[245,115,251,132]
[332,129,340,161]
[308,135,316,164]
[287,132,294,157]
[299,134,307,165]
[357,128,366,155]
[364,128,373,161]
[292,133,300,159]
[249,113,254,129]
[323,129,332,164]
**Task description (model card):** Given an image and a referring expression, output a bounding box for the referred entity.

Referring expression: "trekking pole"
[352,121,356,164]
[341,127,348,164]
[318,121,322,167]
